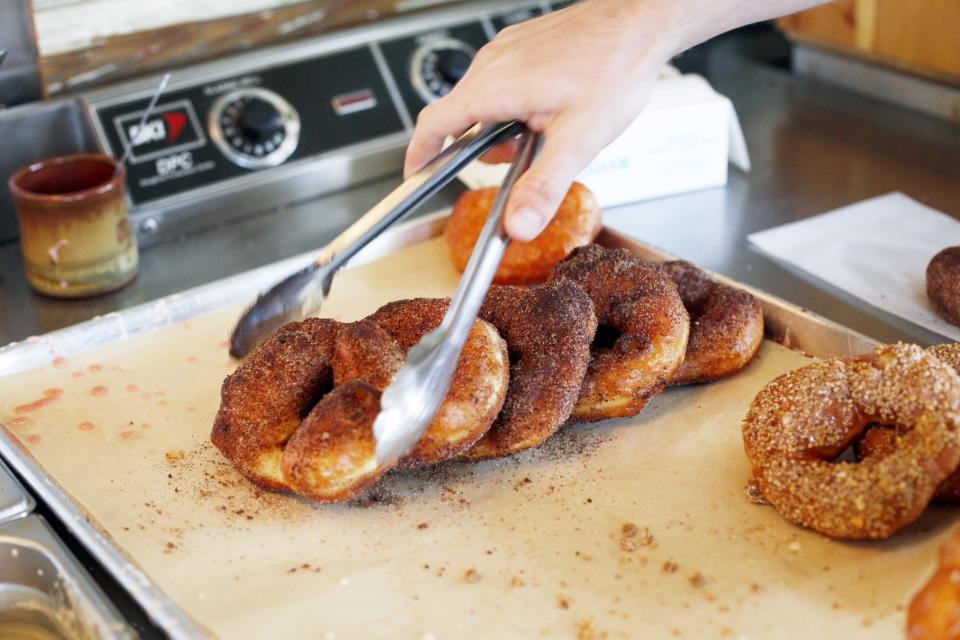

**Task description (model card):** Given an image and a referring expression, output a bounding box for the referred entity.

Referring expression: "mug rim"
[8,153,125,205]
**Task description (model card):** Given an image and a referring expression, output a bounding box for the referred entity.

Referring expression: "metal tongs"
[229,121,540,464]
[374,129,539,465]
[229,120,524,358]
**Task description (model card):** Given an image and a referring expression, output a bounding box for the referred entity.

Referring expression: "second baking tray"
[3,213,948,640]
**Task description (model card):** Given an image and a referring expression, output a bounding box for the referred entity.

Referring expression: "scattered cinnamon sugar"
[510,576,524,588]
[558,596,570,609]
[88,364,103,373]
[464,568,479,583]
[25,434,41,445]
[9,417,32,427]
[78,422,94,431]
[125,384,139,393]
[745,480,768,505]
[416,522,429,530]
[622,523,638,537]
[662,561,679,574]
[688,573,707,588]
[576,618,606,640]
[90,385,108,397]
[51,357,67,368]
[165,450,186,464]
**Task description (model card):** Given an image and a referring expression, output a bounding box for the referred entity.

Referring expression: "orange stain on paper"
[52,357,67,368]
[9,417,32,427]
[78,422,95,431]
[125,384,139,393]
[90,386,109,397]
[26,435,41,445]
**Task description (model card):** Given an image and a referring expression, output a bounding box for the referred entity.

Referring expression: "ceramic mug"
[8,154,138,298]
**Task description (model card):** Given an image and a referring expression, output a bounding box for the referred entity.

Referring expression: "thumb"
[503,124,598,242]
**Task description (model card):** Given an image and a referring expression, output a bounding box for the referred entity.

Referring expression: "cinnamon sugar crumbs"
[510,576,524,588]
[464,568,479,583]
[662,561,679,574]
[557,596,570,609]
[165,450,185,464]
[416,522,429,530]
[576,618,606,640]
[688,573,707,588]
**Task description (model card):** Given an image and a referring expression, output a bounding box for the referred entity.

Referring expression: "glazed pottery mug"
[8,154,138,298]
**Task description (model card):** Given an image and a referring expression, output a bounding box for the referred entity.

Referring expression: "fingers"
[504,118,601,242]
[403,99,476,177]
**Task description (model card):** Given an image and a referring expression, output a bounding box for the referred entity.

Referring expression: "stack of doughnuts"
[212,186,766,503]
[743,342,960,540]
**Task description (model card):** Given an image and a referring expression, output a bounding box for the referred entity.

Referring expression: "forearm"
[622,0,833,60]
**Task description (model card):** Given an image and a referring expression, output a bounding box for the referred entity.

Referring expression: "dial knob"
[410,38,476,104]
[208,88,300,169]
[236,97,284,144]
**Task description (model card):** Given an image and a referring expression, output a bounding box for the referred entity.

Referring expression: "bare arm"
[404,0,830,241]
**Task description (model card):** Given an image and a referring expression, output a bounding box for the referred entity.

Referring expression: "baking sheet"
[748,192,960,341]
[0,235,954,639]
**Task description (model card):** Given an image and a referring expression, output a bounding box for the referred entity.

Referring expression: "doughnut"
[467,280,596,459]
[369,280,596,460]
[928,247,960,327]
[445,182,602,286]
[550,244,689,422]
[211,314,508,501]
[654,260,764,385]
[211,317,339,492]
[907,527,960,640]
[743,343,960,539]
[856,343,960,503]
[361,299,510,467]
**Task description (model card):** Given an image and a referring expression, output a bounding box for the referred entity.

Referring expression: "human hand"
[404,0,682,241]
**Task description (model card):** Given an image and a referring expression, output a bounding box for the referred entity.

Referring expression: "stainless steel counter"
[1,54,959,347]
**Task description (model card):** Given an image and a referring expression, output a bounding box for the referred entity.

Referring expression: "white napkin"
[748,192,960,341]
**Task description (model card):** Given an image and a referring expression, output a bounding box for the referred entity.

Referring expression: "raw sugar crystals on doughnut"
[742,343,960,540]
[445,182,602,285]
[210,313,509,503]
[653,260,764,385]
[551,244,689,422]
[856,342,960,503]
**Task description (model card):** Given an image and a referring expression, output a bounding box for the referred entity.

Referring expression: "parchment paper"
[0,237,954,639]
[748,192,960,341]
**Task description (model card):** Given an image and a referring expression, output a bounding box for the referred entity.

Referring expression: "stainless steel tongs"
[229,120,524,358]
[374,129,539,465]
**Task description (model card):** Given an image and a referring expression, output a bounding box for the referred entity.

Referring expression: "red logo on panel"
[163,112,187,144]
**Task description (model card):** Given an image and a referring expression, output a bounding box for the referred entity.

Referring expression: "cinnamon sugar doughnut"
[211,314,508,501]
[908,527,960,640]
[928,247,960,327]
[857,342,960,503]
[370,281,596,460]
[467,280,596,459]
[211,317,339,492]
[743,343,960,539]
[551,244,689,421]
[445,182,601,285]
[362,299,510,467]
[654,260,764,385]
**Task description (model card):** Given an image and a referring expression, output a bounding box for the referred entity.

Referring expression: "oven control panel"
[82,1,576,239]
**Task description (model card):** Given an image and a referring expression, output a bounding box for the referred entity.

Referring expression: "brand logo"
[112,100,206,165]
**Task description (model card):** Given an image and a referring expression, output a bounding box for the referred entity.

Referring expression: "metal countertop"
[1,54,959,348]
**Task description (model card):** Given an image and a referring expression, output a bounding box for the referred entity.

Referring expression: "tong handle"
[318,120,524,274]
[441,129,540,343]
